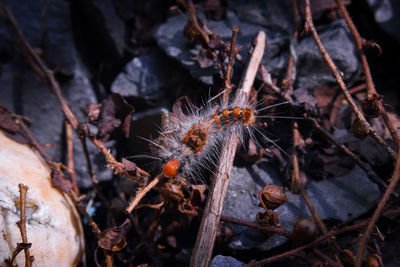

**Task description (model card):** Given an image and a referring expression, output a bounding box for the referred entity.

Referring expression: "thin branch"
[126,174,163,214]
[79,135,98,185]
[17,184,34,267]
[246,219,369,267]
[335,0,400,149]
[187,0,210,45]
[300,190,342,263]
[355,147,400,266]
[220,215,291,238]
[224,26,239,102]
[66,120,79,194]
[303,0,397,161]
[190,31,266,267]
[69,190,101,236]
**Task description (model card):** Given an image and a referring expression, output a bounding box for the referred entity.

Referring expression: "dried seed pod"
[363,254,382,267]
[352,118,368,139]
[292,218,318,246]
[256,211,279,226]
[291,170,308,194]
[362,97,382,118]
[340,249,355,267]
[259,184,287,210]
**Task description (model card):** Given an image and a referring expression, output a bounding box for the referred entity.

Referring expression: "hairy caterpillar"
[140,94,289,182]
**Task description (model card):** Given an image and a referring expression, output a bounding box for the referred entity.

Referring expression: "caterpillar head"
[163,158,181,177]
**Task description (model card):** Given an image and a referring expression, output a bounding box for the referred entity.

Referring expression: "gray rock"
[222,159,381,251]
[0,0,112,188]
[155,9,290,85]
[111,49,170,100]
[367,0,400,43]
[295,19,361,89]
[210,255,245,267]
[92,0,126,56]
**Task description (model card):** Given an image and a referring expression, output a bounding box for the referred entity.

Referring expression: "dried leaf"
[51,168,73,193]
[178,199,198,216]
[192,48,215,68]
[87,104,102,122]
[172,96,201,120]
[122,158,138,173]
[0,106,28,144]
[208,34,225,50]
[96,94,135,142]
[98,218,131,252]
[190,184,206,207]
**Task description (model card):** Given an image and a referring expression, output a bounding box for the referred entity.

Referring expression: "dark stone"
[155,8,290,85]
[366,0,400,43]
[111,49,172,101]
[295,19,361,89]
[0,0,112,188]
[210,255,244,267]
[222,159,380,251]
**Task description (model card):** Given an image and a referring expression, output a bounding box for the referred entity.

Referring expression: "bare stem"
[224,26,239,103]
[17,184,34,267]
[66,120,79,194]
[220,215,291,238]
[126,174,163,214]
[355,148,400,266]
[246,219,368,267]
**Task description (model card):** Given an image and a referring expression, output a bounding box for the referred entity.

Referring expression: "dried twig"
[224,26,239,96]
[66,120,79,194]
[16,184,34,267]
[126,174,163,214]
[220,215,291,237]
[79,135,98,185]
[190,31,266,267]
[69,190,101,236]
[355,147,400,266]
[303,0,397,161]
[246,219,369,267]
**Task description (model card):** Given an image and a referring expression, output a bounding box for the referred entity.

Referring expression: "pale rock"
[0,131,85,266]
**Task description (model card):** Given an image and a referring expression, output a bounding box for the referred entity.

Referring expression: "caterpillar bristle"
[132,93,298,183]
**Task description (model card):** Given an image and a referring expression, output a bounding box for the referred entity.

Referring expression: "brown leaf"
[208,34,225,50]
[0,105,29,144]
[178,199,198,216]
[183,21,204,44]
[121,158,145,181]
[87,104,102,122]
[190,184,206,207]
[192,48,215,68]
[98,218,131,251]
[96,94,135,142]
[172,96,202,120]
[51,168,73,193]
